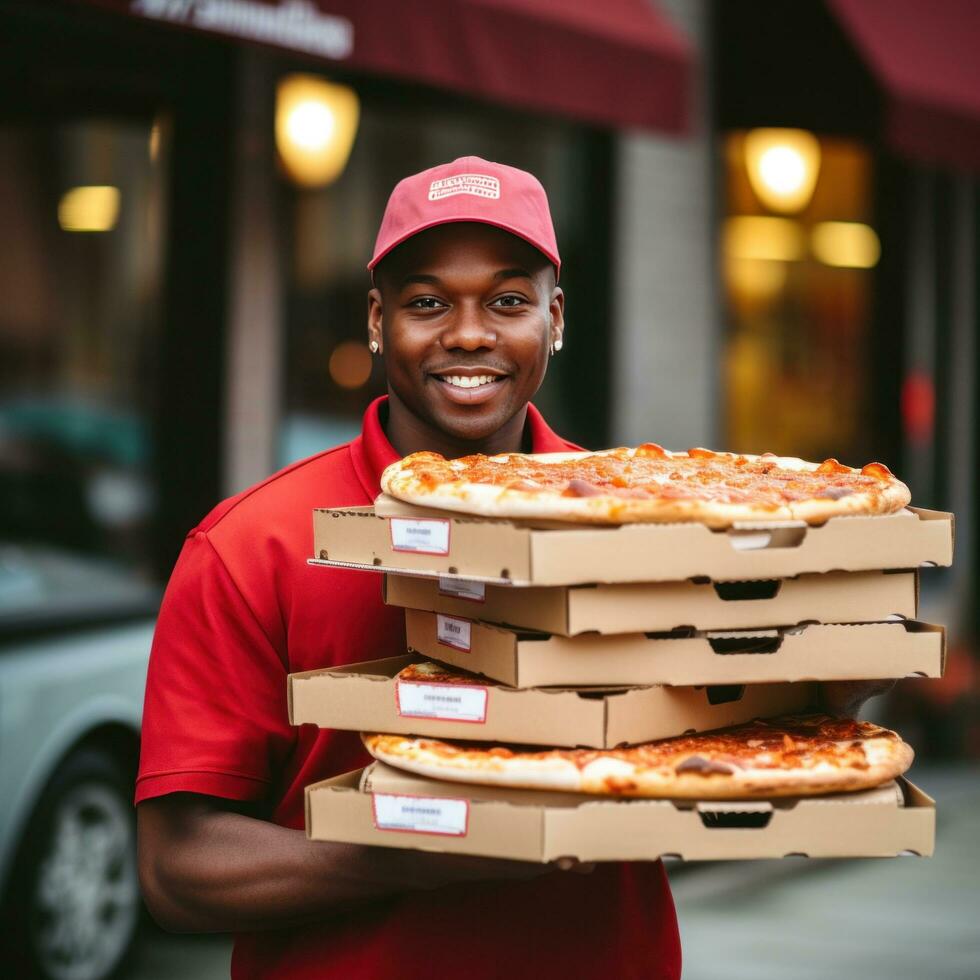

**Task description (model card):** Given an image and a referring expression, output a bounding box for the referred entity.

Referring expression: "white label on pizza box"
[437,577,486,602]
[389,518,450,555]
[372,792,469,836]
[436,614,472,651]
[396,681,488,723]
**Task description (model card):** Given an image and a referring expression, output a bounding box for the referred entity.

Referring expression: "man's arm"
[138,793,552,934]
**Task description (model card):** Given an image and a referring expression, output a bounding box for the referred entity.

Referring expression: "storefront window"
[0,119,166,626]
[721,131,880,465]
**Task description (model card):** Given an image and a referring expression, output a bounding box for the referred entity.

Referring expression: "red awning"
[827,0,980,171]
[87,0,692,134]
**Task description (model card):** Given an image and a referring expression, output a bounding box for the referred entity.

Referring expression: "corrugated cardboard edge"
[312,505,954,586]
[288,655,811,747]
[305,768,935,861]
[406,613,946,688]
[392,569,922,637]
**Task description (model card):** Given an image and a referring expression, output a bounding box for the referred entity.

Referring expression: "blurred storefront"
[0,0,977,745]
[716,0,980,752]
[0,0,693,590]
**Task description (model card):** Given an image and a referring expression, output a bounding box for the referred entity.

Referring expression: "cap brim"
[368,216,561,279]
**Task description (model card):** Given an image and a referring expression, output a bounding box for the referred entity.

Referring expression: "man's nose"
[440,302,496,351]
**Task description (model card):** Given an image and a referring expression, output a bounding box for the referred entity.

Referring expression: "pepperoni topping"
[816,458,852,475]
[563,479,605,497]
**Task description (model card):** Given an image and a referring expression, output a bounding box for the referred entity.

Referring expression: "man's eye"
[409,297,445,310]
[491,295,526,308]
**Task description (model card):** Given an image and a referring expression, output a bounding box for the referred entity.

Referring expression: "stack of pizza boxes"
[289,487,953,863]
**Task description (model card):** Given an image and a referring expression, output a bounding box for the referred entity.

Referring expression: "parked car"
[0,544,158,980]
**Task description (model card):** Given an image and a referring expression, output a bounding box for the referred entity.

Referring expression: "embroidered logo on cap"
[428,174,500,201]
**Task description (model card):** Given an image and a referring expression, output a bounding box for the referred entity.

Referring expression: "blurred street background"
[0,0,977,978]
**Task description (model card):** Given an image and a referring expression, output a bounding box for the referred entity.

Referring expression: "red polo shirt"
[137,397,680,979]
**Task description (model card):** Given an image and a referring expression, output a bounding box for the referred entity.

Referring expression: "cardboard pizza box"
[310,497,953,586]
[403,610,946,688]
[287,654,812,749]
[304,762,935,862]
[385,568,919,635]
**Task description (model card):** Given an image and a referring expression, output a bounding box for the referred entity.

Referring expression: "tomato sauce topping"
[405,716,892,775]
[411,449,896,509]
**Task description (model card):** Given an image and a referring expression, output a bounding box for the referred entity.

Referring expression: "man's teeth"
[442,375,499,388]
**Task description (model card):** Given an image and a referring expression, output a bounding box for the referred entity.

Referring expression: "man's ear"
[549,286,565,348]
[367,287,383,354]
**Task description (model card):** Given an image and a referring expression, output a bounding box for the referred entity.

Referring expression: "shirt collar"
[525,401,579,453]
[349,396,579,498]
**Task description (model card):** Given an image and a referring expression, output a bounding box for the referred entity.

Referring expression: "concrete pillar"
[610,0,719,449]
[223,51,283,496]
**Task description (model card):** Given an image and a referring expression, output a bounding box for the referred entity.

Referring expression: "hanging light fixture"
[275,74,360,188]
[744,128,821,214]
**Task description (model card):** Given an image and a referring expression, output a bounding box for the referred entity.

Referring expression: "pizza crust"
[362,723,914,800]
[380,448,911,528]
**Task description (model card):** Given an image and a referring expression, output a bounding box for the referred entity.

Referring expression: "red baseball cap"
[368,156,561,277]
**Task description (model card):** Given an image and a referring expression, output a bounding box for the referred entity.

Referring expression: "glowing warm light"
[724,216,806,262]
[286,100,335,151]
[276,74,359,188]
[744,129,821,213]
[811,221,881,268]
[57,186,121,232]
[328,340,372,389]
[724,256,789,304]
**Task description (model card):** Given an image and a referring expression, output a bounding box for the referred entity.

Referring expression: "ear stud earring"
[551,338,563,355]
[369,341,379,353]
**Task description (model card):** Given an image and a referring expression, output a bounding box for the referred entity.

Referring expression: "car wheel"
[3,747,140,980]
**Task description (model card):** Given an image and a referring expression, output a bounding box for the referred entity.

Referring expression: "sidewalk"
[670,764,980,980]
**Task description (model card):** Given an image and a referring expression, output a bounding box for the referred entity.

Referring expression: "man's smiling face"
[368,222,564,447]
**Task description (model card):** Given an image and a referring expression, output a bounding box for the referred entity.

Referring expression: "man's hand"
[817,679,896,718]
[138,792,564,934]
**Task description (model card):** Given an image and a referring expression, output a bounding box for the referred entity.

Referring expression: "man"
[137,158,680,979]
[137,157,887,979]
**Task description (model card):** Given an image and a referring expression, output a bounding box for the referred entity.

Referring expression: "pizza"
[380,446,911,528]
[363,715,913,799]
[396,661,497,686]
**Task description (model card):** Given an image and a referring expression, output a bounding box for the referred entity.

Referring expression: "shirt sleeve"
[135,530,293,805]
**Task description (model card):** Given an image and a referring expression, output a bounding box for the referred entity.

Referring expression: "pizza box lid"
[384,568,919,636]
[287,654,812,749]
[310,497,953,586]
[304,762,935,862]
[404,609,946,688]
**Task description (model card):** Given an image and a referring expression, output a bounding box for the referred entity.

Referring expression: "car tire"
[2,746,140,980]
